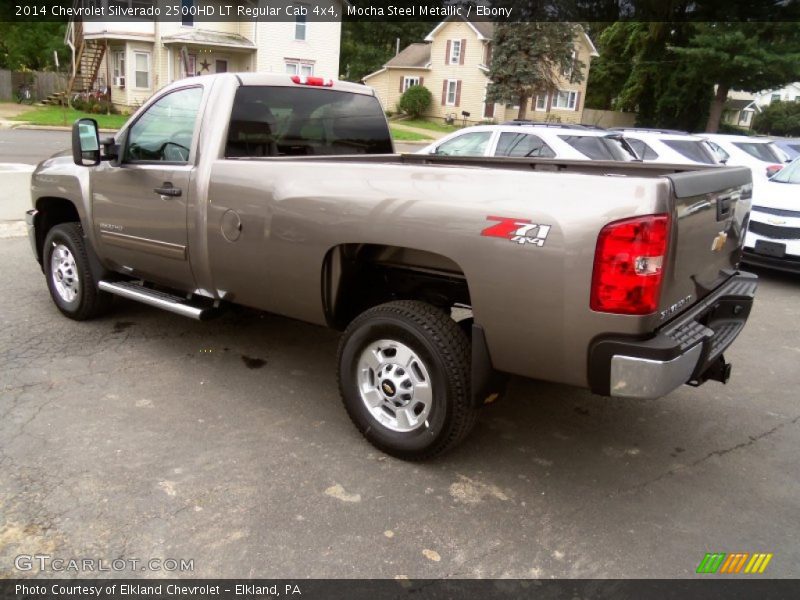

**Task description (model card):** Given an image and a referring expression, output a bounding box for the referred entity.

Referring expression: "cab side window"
[125,87,203,163]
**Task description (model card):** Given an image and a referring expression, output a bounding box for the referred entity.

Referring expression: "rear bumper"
[588,272,758,399]
[742,249,800,273]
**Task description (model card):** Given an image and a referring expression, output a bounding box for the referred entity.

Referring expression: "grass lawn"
[395,118,461,133]
[12,106,129,130]
[390,126,433,142]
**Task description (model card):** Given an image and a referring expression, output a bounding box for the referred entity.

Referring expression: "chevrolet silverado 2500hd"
[25,73,758,459]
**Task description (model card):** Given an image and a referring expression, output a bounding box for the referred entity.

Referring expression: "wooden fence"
[582,108,638,129]
[0,70,67,102]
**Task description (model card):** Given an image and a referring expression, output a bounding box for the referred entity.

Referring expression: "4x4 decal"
[481,216,551,247]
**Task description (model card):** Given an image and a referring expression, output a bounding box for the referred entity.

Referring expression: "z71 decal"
[481,216,551,247]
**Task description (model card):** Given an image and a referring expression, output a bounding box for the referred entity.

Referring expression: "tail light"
[766,164,783,178]
[590,214,670,315]
[290,75,334,87]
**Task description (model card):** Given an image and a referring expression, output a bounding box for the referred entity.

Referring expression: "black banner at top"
[1,0,800,23]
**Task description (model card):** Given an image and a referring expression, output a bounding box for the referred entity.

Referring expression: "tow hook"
[706,355,732,385]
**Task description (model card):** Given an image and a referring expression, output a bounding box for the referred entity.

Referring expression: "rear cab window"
[225,86,393,157]
[661,139,717,164]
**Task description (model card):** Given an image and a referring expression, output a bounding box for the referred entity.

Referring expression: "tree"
[0,22,68,71]
[752,101,800,136]
[340,22,431,82]
[486,22,585,121]
[398,85,432,118]
[585,22,712,132]
[672,23,800,132]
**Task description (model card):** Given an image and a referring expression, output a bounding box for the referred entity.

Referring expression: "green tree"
[0,22,68,71]
[672,23,800,132]
[585,22,712,132]
[340,22,431,82]
[752,101,800,136]
[485,22,585,121]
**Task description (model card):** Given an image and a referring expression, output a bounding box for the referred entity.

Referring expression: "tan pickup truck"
[25,73,757,459]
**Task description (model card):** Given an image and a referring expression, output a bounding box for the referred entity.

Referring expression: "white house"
[66,0,343,110]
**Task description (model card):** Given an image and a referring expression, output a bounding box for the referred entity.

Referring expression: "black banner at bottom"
[2,579,800,600]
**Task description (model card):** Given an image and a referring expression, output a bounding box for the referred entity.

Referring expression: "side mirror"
[72,118,101,166]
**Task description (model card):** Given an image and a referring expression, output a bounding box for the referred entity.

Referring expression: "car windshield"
[662,139,717,164]
[771,159,800,184]
[732,141,783,164]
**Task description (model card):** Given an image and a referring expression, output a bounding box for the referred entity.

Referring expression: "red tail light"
[290,75,334,87]
[590,214,670,315]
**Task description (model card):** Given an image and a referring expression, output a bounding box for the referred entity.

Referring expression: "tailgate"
[659,167,752,320]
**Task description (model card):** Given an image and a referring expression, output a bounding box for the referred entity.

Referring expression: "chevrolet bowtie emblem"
[711,231,728,252]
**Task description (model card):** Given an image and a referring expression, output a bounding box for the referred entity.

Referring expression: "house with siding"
[363,18,598,125]
[65,0,342,111]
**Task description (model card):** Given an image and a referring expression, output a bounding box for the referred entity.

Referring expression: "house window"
[446,79,458,106]
[285,61,313,76]
[552,90,577,110]
[561,49,576,78]
[534,94,548,111]
[295,9,307,40]
[181,0,194,26]
[134,52,151,88]
[771,93,781,103]
[450,40,461,65]
[739,111,752,126]
[403,76,420,92]
[112,50,125,85]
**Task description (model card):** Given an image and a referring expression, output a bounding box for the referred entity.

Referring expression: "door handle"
[154,183,182,198]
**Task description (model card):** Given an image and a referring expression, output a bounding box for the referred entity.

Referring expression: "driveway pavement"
[1,232,798,578]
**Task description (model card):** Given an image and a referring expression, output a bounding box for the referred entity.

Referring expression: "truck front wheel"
[337,300,478,460]
[43,223,112,321]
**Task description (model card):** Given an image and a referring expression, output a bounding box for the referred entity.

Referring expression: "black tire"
[337,300,478,460]
[43,222,113,321]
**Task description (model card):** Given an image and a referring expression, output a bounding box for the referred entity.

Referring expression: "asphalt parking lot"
[1,232,799,579]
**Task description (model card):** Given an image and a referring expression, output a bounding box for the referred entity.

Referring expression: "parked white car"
[416,124,637,161]
[743,156,800,273]
[611,128,721,165]
[700,134,790,182]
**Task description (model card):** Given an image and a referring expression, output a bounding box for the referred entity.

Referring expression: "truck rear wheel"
[337,300,478,460]
[43,223,112,321]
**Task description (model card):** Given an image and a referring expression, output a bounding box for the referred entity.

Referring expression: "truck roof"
[234,72,376,96]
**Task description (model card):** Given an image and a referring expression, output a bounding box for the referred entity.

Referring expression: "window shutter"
[455,80,462,106]
[460,39,466,65]
[419,77,424,86]
[442,80,448,105]
[445,40,451,65]
[400,77,404,93]
[531,96,536,111]
[574,91,581,111]
[484,43,492,66]
[484,101,494,119]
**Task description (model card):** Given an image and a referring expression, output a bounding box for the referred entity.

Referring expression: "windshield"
[732,142,783,164]
[771,159,800,184]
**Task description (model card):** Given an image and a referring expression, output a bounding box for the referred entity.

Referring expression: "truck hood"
[752,179,800,213]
